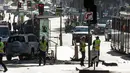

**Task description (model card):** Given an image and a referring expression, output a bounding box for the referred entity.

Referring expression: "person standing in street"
[80,36,86,66]
[0,38,8,72]
[39,36,48,66]
[91,36,101,67]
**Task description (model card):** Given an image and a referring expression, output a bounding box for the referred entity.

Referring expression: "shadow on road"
[107,50,130,60]
[6,64,38,68]
[107,50,124,56]
[120,55,130,60]
[3,59,65,68]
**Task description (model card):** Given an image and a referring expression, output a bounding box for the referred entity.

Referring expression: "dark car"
[93,24,106,35]
[72,26,92,45]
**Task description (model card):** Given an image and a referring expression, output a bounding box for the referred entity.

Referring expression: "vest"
[94,39,101,51]
[40,41,47,52]
[80,41,86,52]
[0,42,4,53]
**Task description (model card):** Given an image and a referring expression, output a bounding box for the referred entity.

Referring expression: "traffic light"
[27,1,32,7]
[84,0,94,8]
[22,0,25,2]
[18,2,22,8]
[89,5,97,24]
[38,4,44,15]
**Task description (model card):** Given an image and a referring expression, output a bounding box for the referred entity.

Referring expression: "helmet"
[96,36,99,39]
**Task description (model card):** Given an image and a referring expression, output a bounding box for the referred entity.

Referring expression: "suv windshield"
[74,27,88,32]
[98,17,110,24]
[8,36,25,43]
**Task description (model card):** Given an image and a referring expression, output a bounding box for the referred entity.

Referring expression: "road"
[1,13,130,73]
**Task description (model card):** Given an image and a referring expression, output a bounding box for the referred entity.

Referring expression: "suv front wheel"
[6,55,12,61]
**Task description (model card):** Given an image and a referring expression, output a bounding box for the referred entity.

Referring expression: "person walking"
[0,38,8,72]
[39,36,48,66]
[91,36,101,67]
[80,36,86,66]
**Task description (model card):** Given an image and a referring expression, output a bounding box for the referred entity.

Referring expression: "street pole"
[31,2,34,33]
[87,8,91,67]
[60,14,63,46]
[59,1,63,46]
[17,1,19,27]
[88,21,91,67]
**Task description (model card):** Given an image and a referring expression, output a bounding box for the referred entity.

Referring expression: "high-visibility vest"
[94,39,101,51]
[0,42,4,53]
[40,41,47,52]
[80,41,86,52]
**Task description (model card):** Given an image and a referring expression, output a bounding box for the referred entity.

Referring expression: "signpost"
[56,7,63,46]
[84,0,97,69]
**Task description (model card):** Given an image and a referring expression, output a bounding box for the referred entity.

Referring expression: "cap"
[96,36,99,39]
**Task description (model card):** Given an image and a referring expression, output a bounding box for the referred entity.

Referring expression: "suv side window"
[28,35,38,42]
[8,36,25,43]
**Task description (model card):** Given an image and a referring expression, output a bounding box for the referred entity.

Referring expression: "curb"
[79,70,110,73]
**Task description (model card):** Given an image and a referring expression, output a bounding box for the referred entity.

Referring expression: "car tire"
[6,55,12,61]
[108,39,109,41]
[72,40,74,46]
[105,38,106,41]
[19,55,24,60]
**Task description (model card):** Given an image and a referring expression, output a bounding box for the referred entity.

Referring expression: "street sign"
[56,7,63,16]
[85,12,93,20]
[40,19,49,40]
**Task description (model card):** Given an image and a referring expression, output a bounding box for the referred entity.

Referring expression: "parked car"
[6,34,39,60]
[93,23,106,35]
[72,26,92,45]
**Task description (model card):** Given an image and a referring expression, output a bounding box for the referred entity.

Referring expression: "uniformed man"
[39,36,48,66]
[0,38,7,72]
[80,36,86,66]
[91,36,101,67]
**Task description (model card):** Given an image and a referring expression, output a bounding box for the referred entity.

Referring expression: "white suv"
[6,34,39,60]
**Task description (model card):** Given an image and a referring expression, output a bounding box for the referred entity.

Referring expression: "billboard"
[40,18,49,40]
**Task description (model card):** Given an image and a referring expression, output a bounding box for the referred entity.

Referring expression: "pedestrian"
[80,36,86,66]
[0,38,8,72]
[90,36,101,67]
[8,22,11,30]
[38,36,48,66]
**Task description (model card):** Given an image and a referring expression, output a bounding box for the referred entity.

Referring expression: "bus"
[111,12,130,54]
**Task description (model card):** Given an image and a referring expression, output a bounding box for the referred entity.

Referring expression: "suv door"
[27,35,39,54]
